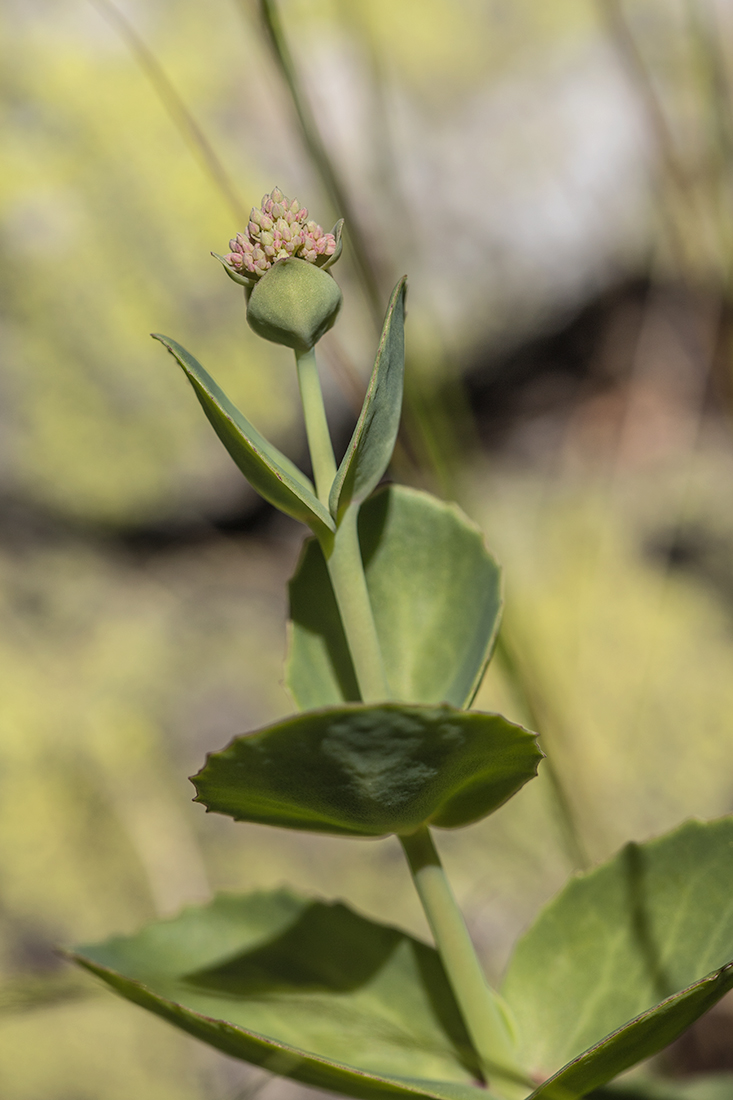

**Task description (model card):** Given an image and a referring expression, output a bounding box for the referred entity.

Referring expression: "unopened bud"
[246,257,342,352]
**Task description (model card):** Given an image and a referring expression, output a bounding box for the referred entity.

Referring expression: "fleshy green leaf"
[502,818,733,1100]
[329,278,407,523]
[153,334,334,538]
[70,890,493,1100]
[192,703,541,836]
[287,485,502,710]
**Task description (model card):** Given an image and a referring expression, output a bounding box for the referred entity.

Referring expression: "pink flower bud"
[219,189,341,282]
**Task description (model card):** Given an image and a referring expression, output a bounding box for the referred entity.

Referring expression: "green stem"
[295,347,337,506]
[323,504,389,703]
[400,826,524,1088]
[295,346,388,702]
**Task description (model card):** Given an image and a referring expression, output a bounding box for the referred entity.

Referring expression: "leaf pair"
[71,818,733,1100]
[154,274,406,539]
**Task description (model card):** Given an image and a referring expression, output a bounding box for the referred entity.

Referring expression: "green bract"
[247,257,343,352]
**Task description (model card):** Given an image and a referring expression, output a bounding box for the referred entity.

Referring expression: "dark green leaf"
[192,703,541,836]
[287,485,502,710]
[502,818,733,1099]
[70,890,492,1100]
[329,279,407,523]
[153,334,334,538]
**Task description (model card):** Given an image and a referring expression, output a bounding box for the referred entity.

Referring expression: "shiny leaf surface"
[192,703,541,836]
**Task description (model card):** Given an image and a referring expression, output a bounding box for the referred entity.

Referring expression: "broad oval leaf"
[153,334,334,539]
[501,818,733,1100]
[329,278,407,523]
[70,890,492,1100]
[192,703,541,836]
[288,485,502,710]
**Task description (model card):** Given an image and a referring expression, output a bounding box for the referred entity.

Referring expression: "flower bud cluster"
[226,188,336,279]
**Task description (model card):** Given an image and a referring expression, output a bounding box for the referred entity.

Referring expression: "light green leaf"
[153,334,334,538]
[192,702,541,836]
[502,818,733,1099]
[287,485,502,710]
[530,967,733,1100]
[329,278,407,523]
[70,890,493,1100]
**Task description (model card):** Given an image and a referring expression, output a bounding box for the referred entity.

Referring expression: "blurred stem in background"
[250,0,386,326]
[89,0,250,226]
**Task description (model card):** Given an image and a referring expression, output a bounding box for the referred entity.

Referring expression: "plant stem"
[294,346,388,702]
[323,503,389,703]
[295,347,337,506]
[400,826,524,1088]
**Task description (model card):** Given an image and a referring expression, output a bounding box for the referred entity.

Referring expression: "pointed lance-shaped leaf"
[153,334,334,539]
[329,278,407,523]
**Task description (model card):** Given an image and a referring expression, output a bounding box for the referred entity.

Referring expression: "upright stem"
[296,347,337,506]
[295,346,388,702]
[324,504,389,703]
[400,826,524,1088]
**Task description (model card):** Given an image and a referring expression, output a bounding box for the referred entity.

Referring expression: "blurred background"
[3,0,733,1096]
